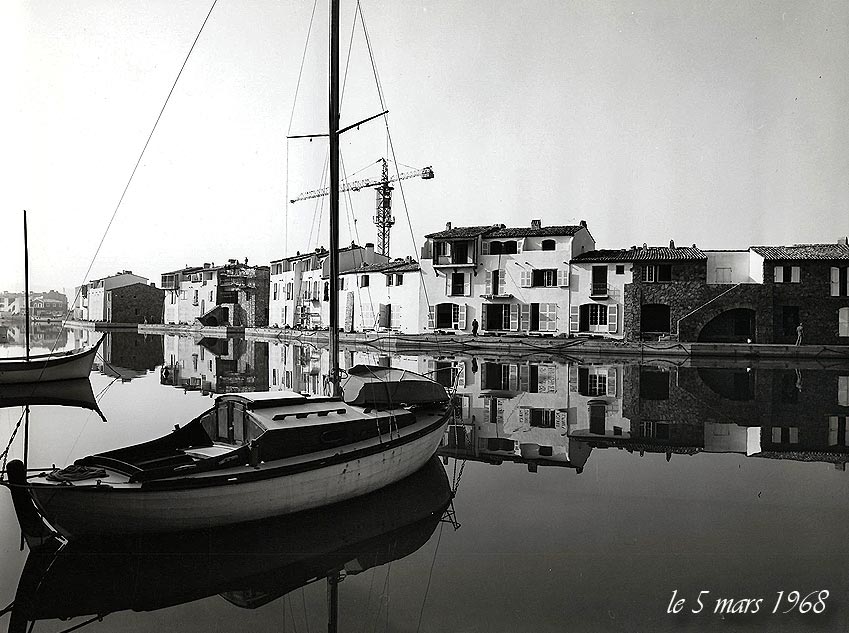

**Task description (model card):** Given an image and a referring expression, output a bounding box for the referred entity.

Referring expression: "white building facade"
[419,219,595,335]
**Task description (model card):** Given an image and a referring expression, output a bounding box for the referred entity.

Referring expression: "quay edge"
[136,324,849,360]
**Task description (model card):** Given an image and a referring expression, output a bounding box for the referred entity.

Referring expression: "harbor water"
[1,326,848,632]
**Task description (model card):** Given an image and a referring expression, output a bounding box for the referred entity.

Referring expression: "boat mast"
[23,210,30,361]
[328,0,341,397]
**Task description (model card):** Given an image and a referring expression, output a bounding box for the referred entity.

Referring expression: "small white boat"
[8,456,452,632]
[0,341,101,384]
[5,365,450,538]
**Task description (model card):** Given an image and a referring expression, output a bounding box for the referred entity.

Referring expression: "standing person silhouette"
[471,318,479,336]
[795,322,803,346]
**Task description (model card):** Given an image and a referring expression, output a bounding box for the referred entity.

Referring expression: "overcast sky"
[1,0,848,294]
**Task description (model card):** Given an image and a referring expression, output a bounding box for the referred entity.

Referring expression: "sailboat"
[2,0,451,540]
[8,456,452,633]
[0,211,101,384]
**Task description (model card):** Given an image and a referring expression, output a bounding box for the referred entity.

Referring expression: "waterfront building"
[161,261,269,327]
[335,257,424,333]
[77,272,163,323]
[268,243,388,329]
[419,219,595,335]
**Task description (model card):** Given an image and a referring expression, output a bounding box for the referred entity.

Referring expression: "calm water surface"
[1,328,848,632]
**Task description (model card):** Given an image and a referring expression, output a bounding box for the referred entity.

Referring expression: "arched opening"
[697,367,755,401]
[641,304,670,334]
[503,241,518,254]
[489,241,503,254]
[541,239,556,251]
[697,308,755,343]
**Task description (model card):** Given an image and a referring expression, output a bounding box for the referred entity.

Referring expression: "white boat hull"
[0,343,99,384]
[28,411,449,537]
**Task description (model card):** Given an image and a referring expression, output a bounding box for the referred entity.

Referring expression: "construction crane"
[290,158,434,257]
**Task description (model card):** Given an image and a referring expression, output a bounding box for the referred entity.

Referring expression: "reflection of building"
[162,261,269,327]
[71,329,163,380]
[161,335,268,394]
[268,243,388,330]
[1,290,67,319]
[419,219,594,335]
[75,272,163,323]
[436,354,590,472]
[574,361,849,467]
[2,323,68,349]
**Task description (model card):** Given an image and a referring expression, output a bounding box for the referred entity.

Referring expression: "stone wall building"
[106,283,165,324]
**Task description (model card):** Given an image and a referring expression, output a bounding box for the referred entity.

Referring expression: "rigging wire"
[53,0,219,359]
[415,521,446,633]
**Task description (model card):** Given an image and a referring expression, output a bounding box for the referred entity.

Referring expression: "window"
[531,269,557,287]
[192,290,199,306]
[360,275,369,288]
[541,239,556,251]
[840,307,849,337]
[450,272,468,296]
[615,265,625,275]
[503,241,517,254]
[588,303,607,326]
[831,267,849,296]
[529,409,556,428]
[774,265,800,283]
[829,416,849,446]
[323,282,329,301]
[715,268,732,283]
[642,264,672,282]
[396,274,403,285]
[838,376,849,407]
[538,303,557,331]
[272,283,278,300]
[386,274,393,286]
[489,241,503,255]
[771,427,799,444]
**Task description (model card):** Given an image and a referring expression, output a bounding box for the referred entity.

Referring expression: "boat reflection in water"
[0,378,104,420]
[9,455,453,633]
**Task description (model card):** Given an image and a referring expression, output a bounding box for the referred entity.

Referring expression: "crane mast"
[290,157,434,257]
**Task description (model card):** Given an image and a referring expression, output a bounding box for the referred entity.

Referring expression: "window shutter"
[481,241,489,255]
[520,270,532,288]
[774,266,783,283]
[516,239,523,254]
[464,274,471,296]
[789,427,799,443]
[445,274,451,296]
[838,376,849,407]
[509,364,519,391]
[570,305,580,333]
[496,398,505,424]
[458,304,467,330]
[520,303,530,331]
[510,303,519,330]
[829,416,839,446]
[791,266,800,283]
[427,306,435,329]
[499,269,506,294]
[557,269,569,286]
[607,304,618,333]
[519,364,529,392]
[485,272,493,295]
[839,307,849,337]
[456,361,467,388]
[831,267,840,296]
[540,365,556,393]
[607,367,617,397]
[518,407,530,427]
[483,397,491,423]
[569,363,578,390]
[481,306,488,330]
[554,410,567,428]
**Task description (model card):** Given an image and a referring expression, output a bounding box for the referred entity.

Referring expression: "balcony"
[591,283,609,298]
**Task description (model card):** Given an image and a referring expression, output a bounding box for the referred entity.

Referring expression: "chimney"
[531,219,542,230]
[669,240,675,249]
[839,236,848,245]
[365,242,375,261]
[642,243,647,249]
[445,221,452,231]
[580,219,587,228]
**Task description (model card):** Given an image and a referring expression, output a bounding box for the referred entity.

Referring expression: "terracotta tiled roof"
[750,244,849,260]
[573,246,706,262]
[488,225,584,238]
[336,258,421,275]
[425,225,498,239]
